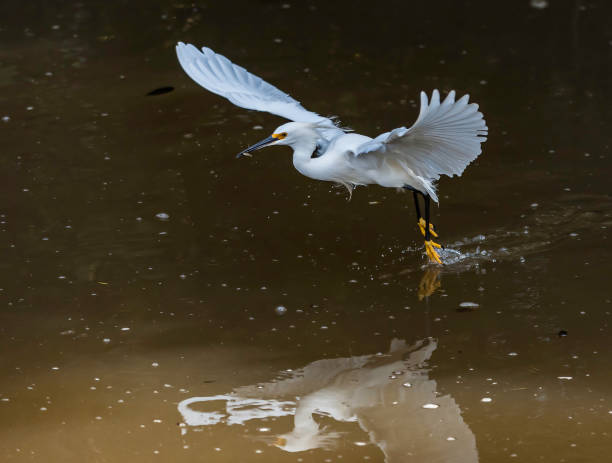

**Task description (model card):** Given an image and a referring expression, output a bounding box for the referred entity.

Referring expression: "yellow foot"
[424,240,443,265]
[418,218,438,238]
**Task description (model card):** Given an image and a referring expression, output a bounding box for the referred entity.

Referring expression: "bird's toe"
[424,240,443,265]
[418,218,439,238]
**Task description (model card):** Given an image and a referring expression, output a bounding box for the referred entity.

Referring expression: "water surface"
[1,0,611,461]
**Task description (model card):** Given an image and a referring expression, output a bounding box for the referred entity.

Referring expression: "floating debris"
[459,302,479,308]
[146,86,174,96]
[275,305,287,315]
[530,0,549,9]
[422,403,439,409]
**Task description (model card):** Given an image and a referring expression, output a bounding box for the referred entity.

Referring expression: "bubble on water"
[557,376,573,380]
[155,212,170,221]
[255,449,263,454]
[481,397,492,403]
[508,352,518,357]
[103,338,111,343]
[422,403,439,409]
[120,327,130,331]
[151,362,159,367]
[258,427,271,432]
[153,419,162,423]
[275,305,287,315]
[447,436,456,441]
[40,407,48,411]
[354,442,368,446]
[320,325,328,330]
[1,116,10,122]
[51,367,59,371]
[402,382,412,388]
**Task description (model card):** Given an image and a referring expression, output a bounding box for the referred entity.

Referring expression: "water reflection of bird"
[176,43,487,264]
[418,267,443,300]
[177,338,478,462]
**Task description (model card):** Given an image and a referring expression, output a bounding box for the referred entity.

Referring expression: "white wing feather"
[176,42,335,127]
[355,90,488,180]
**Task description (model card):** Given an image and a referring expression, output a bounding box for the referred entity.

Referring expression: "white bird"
[176,42,488,264]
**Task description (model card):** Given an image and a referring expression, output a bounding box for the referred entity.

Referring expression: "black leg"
[412,191,422,221]
[424,194,432,242]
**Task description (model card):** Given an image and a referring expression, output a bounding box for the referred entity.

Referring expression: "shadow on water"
[178,338,477,462]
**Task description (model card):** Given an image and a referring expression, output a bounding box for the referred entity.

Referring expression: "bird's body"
[176,42,488,263]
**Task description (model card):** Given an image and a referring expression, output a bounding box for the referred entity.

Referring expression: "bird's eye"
[273,132,288,140]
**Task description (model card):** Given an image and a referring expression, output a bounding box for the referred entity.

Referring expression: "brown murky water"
[1,1,612,461]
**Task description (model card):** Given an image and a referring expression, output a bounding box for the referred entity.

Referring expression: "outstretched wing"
[176,42,335,127]
[354,90,488,180]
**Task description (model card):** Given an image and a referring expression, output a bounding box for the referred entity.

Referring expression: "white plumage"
[175,42,488,264]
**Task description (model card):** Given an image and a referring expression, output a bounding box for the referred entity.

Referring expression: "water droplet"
[155,212,170,221]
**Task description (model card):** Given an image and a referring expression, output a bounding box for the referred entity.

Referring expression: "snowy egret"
[176,43,488,264]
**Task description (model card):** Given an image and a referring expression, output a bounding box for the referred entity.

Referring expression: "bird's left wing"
[176,42,336,128]
[353,90,488,180]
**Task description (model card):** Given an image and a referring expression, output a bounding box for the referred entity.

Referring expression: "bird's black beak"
[236,136,278,158]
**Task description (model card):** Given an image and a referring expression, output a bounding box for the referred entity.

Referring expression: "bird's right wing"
[176,42,337,129]
[353,90,488,180]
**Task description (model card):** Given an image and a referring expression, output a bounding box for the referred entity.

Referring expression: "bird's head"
[236,122,319,158]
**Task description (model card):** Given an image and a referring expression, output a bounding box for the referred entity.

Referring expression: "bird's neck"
[291,137,320,179]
